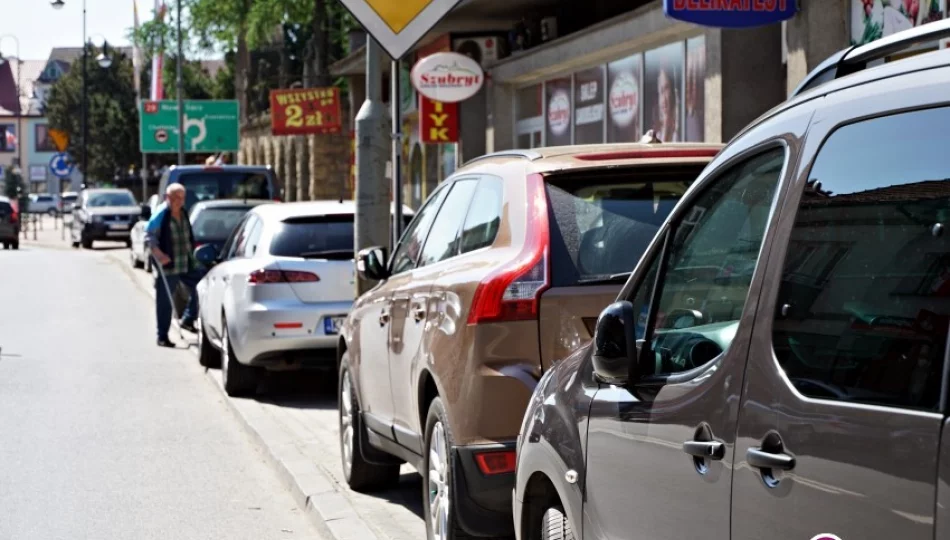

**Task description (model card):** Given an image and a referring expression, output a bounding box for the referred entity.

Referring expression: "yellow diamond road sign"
[339,0,464,60]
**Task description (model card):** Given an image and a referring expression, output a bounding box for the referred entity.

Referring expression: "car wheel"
[197,318,220,368]
[11,240,18,250]
[339,353,400,492]
[81,236,93,249]
[423,397,468,540]
[221,316,258,397]
[47,208,56,217]
[71,241,80,249]
[145,251,153,272]
[540,506,574,540]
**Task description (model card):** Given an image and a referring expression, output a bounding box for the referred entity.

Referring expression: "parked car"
[514,24,950,540]
[0,196,19,250]
[60,191,78,213]
[70,188,140,249]
[193,201,413,394]
[28,193,60,216]
[130,194,161,271]
[337,141,722,540]
[158,165,280,212]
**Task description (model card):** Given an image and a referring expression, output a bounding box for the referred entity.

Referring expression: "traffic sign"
[339,0,464,60]
[48,129,69,153]
[139,100,240,154]
[49,153,74,179]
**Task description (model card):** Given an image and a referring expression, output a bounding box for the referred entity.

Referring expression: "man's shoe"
[157,339,175,348]
[180,320,197,333]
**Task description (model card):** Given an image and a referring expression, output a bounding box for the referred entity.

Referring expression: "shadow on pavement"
[257,369,337,410]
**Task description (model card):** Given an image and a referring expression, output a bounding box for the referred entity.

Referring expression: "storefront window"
[545,77,572,147]
[685,36,706,142]
[574,66,605,145]
[644,42,685,143]
[516,84,543,149]
[606,54,642,143]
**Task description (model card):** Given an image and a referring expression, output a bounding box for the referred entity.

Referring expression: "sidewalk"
[18,214,76,250]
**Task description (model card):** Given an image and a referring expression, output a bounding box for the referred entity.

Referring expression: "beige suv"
[337,142,721,540]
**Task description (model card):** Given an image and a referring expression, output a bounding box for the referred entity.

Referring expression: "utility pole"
[81,0,88,188]
[354,39,388,295]
[390,59,403,252]
[176,0,185,165]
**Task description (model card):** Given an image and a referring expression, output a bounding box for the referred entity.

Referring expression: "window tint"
[641,149,784,375]
[419,180,478,266]
[390,185,450,275]
[175,171,272,210]
[269,215,354,258]
[219,215,248,259]
[0,201,11,214]
[88,192,136,207]
[230,216,258,259]
[460,177,503,254]
[191,207,254,242]
[773,107,950,411]
[545,165,705,285]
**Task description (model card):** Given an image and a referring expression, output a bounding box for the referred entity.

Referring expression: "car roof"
[252,200,414,221]
[168,165,272,173]
[0,196,10,203]
[84,188,133,194]
[191,199,272,210]
[461,142,725,176]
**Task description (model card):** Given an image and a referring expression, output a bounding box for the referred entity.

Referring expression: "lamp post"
[50,0,112,190]
[0,35,23,189]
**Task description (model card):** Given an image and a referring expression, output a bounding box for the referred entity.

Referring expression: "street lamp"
[50,0,112,190]
[0,35,23,191]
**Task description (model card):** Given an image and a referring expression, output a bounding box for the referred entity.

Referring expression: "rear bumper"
[452,442,517,537]
[234,299,352,367]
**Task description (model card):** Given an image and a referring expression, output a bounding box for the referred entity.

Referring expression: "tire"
[47,208,57,217]
[11,240,18,250]
[540,506,575,540]
[2,242,7,250]
[145,251,153,272]
[423,397,470,540]
[338,353,400,492]
[197,318,220,368]
[81,236,93,249]
[125,238,132,248]
[220,316,258,397]
[71,241,80,249]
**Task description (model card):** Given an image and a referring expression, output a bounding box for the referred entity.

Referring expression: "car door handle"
[379,312,391,326]
[412,305,426,322]
[746,447,795,471]
[682,441,724,460]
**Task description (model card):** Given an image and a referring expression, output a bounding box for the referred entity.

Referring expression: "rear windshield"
[545,165,706,286]
[0,202,11,214]
[192,207,253,242]
[269,215,355,258]
[88,192,136,207]
[175,171,273,209]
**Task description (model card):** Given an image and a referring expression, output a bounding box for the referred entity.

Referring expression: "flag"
[5,129,17,151]
[132,0,143,98]
[149,0,167,101]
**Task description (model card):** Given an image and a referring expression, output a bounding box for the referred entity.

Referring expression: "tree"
[45,50,141,185]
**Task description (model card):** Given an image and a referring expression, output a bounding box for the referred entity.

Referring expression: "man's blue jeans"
[155,267,204,341]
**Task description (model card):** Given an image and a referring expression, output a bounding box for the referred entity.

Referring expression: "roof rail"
[791,18,950,97]
[462,149,542,166]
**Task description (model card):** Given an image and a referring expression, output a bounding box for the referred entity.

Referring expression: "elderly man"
[145,183,203,347]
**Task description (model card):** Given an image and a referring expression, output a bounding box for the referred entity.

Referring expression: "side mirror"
[194,244,219,266]
[592,301,639,385]
[357,246,389,281]
[140,203,152,221]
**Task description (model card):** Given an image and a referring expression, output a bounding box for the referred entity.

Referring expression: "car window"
[459,177,504,254]
[230,216,258,259]
[193,208,254,242]
[175,171,273,210]
[419,180,478,266]
[220,215,248,260]
[244,218,265,257]
[0,201,11,215]
[88,192,136,207]
[390,184,450,275]
[637,148,785,375]
[772,107,950,411]
[270,215,354,258]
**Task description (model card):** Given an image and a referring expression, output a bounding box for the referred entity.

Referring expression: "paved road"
[0,245,323,540]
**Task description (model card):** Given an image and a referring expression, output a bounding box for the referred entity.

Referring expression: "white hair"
[166,183,185,195]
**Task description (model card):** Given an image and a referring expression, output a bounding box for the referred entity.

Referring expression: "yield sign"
[339,0,464,60]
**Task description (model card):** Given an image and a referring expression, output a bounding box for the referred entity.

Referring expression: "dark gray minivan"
[514,21,950,540]
[158,165,280,211]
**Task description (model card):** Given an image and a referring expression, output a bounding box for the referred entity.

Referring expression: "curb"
[201,369,382,540]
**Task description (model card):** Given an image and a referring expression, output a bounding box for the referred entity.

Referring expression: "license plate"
[323,316,346,335]
[109,223,128,230]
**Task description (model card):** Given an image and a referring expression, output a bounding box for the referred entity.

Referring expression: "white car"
[28,193,60,215]
[130,194,160,271]
[194,200,413,396]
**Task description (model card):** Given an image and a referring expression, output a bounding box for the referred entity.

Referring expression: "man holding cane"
[146,183,203,347]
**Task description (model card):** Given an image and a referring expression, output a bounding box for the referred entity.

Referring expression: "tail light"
[247,269,320,284]
[474,450,517,475]
[467,173,549,325]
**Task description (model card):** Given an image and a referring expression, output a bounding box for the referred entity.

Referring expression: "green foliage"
[3,167,24,200]
[45,50,141,184]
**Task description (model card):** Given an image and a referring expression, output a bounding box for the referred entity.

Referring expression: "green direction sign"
[139,100,240,154]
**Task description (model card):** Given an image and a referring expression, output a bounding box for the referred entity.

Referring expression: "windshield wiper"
[299,249,355,260]
[579,272,631,285]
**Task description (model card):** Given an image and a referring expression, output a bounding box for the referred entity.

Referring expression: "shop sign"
[609,72,639,128]
[411,52,484,103]
[419,96,459,143]
[547,90,571,137]
[270,87,343,136]
[664,0,798,28]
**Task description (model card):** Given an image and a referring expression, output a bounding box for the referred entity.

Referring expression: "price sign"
[269,87,343,136]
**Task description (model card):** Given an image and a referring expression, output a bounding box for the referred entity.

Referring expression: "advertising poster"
[851,0,946,45]
[606,53,642,143]
[545,77,573,147]
[573,66,605,145]
[269,87,343,136]
[644,42,685,143]
[685,36,706,142]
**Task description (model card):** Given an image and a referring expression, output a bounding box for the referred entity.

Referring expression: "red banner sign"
[419,96,459,144]
[269,87,343,136]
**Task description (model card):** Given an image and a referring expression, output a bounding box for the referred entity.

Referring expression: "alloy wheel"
[340,370,354,478]
[427,421,449,540]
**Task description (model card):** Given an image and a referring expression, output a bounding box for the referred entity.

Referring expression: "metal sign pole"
[176,0,185,166]
[391,59,403,252]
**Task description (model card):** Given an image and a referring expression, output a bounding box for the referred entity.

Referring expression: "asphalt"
[0,244,324,540]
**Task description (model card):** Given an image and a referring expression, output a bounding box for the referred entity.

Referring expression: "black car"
[158,165,280,212]
[514,22,950,540]
[71,189,140,249]
[0,196,19,250]
[189,199,270,254]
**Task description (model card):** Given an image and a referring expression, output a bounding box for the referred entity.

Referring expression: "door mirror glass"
[592,301,639,385]
[357,246,389,281]
[140,203,152,221]
[194,244,219,266]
